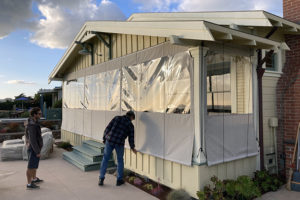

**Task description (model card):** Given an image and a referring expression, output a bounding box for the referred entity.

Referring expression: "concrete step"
[63,151,115,172]
[82,140,105,152]
[73,145,102,162]
[62,151,101,172]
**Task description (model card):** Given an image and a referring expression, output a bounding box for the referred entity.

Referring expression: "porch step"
[83,140,105,151]
[62,151,101,171]
[73,145,102,162]
[62,140,115,172]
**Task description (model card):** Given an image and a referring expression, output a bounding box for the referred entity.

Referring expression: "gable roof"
[49,12,287,83]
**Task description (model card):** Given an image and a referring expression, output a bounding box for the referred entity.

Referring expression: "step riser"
[63,153,115,172]
[82,143,104,154]
[82,140,105,150]
[72,149,102,162]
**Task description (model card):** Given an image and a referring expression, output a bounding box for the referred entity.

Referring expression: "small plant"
[167,189,191,200]
[56,141,72,150]
[253,170,283,193]
[128,176,135,183]
[7,123,21,133]
[225,176,261,200]
[143,183,154,191]
[133,177,143,186]
[20,111,29,118]
[197,176,225,200]
[151,178,164,196]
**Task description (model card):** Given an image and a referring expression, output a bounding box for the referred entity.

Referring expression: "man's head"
[30,107,42,120]
[126,111,135,121]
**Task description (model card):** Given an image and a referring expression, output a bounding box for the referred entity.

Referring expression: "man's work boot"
[98,178,104,186]
[116,179,125,186]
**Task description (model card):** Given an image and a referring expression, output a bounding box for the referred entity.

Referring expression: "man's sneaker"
[32,177,43,184]
[98,178,104,186]
[26,183,40,190]
[116,179,125,186]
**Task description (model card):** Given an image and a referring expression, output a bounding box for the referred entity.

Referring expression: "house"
[48,9,300,198]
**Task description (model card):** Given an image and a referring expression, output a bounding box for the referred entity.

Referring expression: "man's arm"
[103,117,116,143]
[128,124,136,153]
[28,126,41,155]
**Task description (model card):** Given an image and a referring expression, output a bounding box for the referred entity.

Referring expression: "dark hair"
[30,107,41,117]
[126,111,135,120]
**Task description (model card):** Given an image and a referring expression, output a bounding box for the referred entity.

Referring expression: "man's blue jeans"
[99,142,124,181]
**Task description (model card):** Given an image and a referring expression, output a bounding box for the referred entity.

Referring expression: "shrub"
[253,170,283,193]
[7,123,21,133]
[0,112,9,118]
[197,175,261,200]
[53,100,62,108]
[56,141,72,149]
[20,111,29,118]
[167,189,191,200]
[197,176,225,200]
[225,176,261,200]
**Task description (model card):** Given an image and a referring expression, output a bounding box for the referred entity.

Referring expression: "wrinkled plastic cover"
[122,51,191,114]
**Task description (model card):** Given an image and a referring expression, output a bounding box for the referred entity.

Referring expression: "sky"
[0,0,283,99]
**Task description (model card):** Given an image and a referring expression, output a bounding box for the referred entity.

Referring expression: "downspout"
[257,27,278,170]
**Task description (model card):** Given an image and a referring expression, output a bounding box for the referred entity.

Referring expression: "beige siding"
[262,76,279,154]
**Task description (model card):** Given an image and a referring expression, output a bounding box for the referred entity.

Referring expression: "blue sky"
[0,0,283,99]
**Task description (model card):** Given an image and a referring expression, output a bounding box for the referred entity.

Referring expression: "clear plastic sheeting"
[106,70,121,111]
[63,78,85,109]
[122,51,192,114]
[165,52,191,114]
[0,143,24,161]
[205,49,258,166]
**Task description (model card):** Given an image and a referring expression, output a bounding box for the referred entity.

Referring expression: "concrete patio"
[255,186,300,200]
[0,146,157,200]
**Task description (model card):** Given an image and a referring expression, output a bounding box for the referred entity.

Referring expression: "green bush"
[0,112,9,118]
[253,170,283,193]
[167,189,191,200]
[56,141,72,149]
[225,176,261,200]
[197,175,261,200]
[53,99,62,108]
[20,111,30,118]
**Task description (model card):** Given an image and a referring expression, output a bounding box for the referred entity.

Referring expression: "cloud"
[132,0,282,15]
[5,80,36,85]
[0,0,126,49]
[30,0,126,49]
[0,0,37,39]
[0,75,4,78]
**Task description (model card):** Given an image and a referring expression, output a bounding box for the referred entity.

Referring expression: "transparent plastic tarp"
[205,49,258,166]
[122,51,191,114]
[106,70,121,111]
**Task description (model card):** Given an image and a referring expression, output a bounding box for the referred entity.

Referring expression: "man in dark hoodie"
[25,107,43,189]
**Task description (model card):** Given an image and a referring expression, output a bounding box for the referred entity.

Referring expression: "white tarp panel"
[164,114,194,165]
[206,114,258,166]
[83,110,92,137]
[74,109,84,135]
[91,110,106,141]
[136,112,165,158]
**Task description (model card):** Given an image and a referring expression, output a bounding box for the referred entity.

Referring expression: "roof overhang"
[128,11,300,35]
[49,20,283,83]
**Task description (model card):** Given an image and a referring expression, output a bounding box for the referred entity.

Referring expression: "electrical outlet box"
[269,117,278,128]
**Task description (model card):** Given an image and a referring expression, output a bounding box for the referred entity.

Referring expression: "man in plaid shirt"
[99,111,137,186]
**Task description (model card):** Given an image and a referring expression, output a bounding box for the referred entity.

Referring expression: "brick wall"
[277,0,300,178]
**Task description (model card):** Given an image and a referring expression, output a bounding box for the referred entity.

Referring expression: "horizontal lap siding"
[262,76,279,151]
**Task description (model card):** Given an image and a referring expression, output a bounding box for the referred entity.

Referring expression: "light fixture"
[75,41,94,65]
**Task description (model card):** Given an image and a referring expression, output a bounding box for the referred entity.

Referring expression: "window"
[206,52,253,115]
[265,51,278,71]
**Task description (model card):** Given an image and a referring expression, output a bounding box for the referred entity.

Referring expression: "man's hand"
[132,148,137,154]
[36,154,41,158]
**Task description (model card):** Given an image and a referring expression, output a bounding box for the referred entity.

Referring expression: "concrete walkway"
[0,147,157,200]
[255,186,300,200]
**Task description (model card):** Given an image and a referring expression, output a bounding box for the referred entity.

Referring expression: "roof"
[128,11,300,34]
[49,11,291,83]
